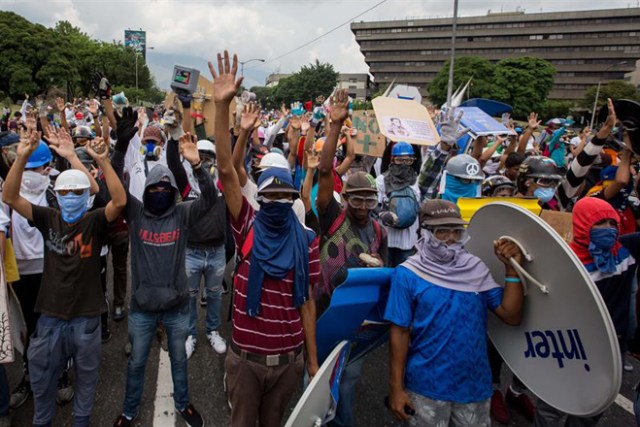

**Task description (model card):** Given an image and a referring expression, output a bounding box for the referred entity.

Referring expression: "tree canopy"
[427,56,556,118]
[582,80,640,110]
[0,12,164,104]
[251,60,339,109]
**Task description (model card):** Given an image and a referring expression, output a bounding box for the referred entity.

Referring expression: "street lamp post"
[239,58,265,76]
[446,0,459,108]
[590,60,627,128]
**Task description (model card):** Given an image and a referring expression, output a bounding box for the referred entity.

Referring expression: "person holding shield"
[386,199,524,426]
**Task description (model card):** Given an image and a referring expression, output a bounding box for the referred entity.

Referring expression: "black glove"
[175,89,192,109]
[114,107,138,153]
[93,72,112,100]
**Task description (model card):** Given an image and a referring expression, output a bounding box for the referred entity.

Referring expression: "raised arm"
[317,89,349,214]
[233,102,261,187]
[517,112,541,154]
[2,128,40,221]
[209,50,244,220]
[603,147,632,201]
[86,137,126,222]
[180,133,217,226]
[335,130,356,176]
[46,126,100,195]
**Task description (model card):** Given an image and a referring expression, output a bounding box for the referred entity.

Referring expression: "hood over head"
[142,164,180,217]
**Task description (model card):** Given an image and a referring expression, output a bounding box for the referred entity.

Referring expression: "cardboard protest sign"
[350,111,385,157]
[372,97,440,146]
[459,106,516,138]
[164,74,236,138]
[466,202,621,416]
[0,260,13,363]
[540,210,573,243]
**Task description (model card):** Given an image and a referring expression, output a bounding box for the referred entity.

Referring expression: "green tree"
[250,86,276,109]
[491,57,556,118]
[0,11,162,104]
[427,56,496,106]
[582,80,640,110]
[272,60,338,105]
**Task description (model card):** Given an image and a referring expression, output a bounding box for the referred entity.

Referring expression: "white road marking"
[615,393,635,415]
[153,349,176,426]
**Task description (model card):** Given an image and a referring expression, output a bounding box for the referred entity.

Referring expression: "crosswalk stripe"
[153,349,176,426]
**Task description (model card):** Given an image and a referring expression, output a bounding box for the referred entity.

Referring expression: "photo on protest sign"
[124,30,146,58]
[372,96,440,146]
[351,111,385,157]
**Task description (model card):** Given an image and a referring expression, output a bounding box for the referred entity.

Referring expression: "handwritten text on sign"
[351,111,386,157]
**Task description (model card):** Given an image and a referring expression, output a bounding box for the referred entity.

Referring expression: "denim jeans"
[329,356,365,427]
[28,314,102,427]
[123,303,190,418]
[185,245,225,337]
[0,364,9,417]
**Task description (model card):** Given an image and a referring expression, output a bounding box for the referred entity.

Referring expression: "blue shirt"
[384,266,503,403]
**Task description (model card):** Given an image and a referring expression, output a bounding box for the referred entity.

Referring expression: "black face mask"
[145,187,173,215]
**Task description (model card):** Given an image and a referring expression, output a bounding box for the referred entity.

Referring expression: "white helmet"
[259,152,289,170]
[196,140,216,156]
[54,169,90,191]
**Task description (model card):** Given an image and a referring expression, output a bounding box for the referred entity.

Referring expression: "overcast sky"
[1,0,636,90]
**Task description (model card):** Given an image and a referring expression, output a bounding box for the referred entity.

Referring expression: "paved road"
[5,271,640,426]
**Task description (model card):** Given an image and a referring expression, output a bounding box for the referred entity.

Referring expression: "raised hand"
[45,124,61,147]
[55,97,66,112]
[240,102,260,132]
[301,116,310,133]
[179,132,200,166]
[93,72,111,99]
[86,136,110,161]
[527,112,541,130]
[17,127,40,159]
[289,115,301,130]
[115,106,139,146]
[49,128,76,160]
[88,99,100,117]
[307,153,319,170]
[440,107,469,147]
[329,89,349,123]
[208,50,243,104]
[25,111,38,133]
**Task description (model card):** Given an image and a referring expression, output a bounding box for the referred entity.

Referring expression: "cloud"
[5,0,635,91]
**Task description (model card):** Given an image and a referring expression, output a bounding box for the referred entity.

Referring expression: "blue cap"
[0,132,19,147]
[391,141,414,157]
[257,167,297,194]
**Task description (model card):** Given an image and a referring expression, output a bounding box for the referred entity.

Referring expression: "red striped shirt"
[231,197,320,355]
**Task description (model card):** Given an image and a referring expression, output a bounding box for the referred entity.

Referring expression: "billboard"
[124,30,146,58]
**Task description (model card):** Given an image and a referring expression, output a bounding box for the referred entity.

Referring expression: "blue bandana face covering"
[442,175,479,205]
[56,191,89,223]
[588,227,618,273]
[534,187,556,203]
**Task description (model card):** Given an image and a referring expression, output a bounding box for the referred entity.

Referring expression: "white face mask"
[21,170,50,196]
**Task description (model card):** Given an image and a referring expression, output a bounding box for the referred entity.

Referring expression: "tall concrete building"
[351,8,640,102]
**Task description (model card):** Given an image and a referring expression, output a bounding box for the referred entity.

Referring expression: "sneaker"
[113,305,126,322]
[9,377,31,408]
[506,388,535,422]
[490,389,510,424]
[186,335,197,359]
[178,403,204,427]
[157,325,168,352]
[624,355,634,372]
[56,372,74,405]
[113,413,137,427]
[207,331,227,354]
[199,292,207,307]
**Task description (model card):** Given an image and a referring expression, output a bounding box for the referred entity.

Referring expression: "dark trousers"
[12,273,43,374]
[107,230,129,308]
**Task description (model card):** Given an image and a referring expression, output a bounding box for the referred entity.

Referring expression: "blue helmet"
[25,141,52,169]
[391,141,414,157]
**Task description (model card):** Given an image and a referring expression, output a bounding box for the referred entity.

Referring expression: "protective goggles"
[57,189,85,196]
[430,227,468,243]
[346,195,378,210]
[392,157,415,165]
[534,178,561,189]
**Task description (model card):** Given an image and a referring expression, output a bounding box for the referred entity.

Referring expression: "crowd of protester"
[0,49,639,427]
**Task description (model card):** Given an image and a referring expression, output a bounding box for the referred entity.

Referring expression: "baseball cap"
[0,132,20,147]
[419,200,468,227]
[343,171,377,194]
[257,167,298,195]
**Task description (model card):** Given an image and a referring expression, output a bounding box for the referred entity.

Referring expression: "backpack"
[385,186,419,229]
